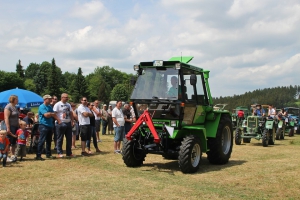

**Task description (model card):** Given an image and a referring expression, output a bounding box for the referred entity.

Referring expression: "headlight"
[170,120,176,127]
[175,63,181,69]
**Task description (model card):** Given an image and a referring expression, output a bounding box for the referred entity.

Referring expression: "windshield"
[131,67,179,100]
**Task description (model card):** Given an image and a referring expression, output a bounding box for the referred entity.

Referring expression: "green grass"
[1,132,300,199]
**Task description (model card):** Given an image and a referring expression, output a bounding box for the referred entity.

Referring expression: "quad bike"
[122,56,233,173]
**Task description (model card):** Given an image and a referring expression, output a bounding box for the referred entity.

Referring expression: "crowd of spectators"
[0,94,136,165]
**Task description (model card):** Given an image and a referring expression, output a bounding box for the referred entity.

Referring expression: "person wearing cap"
[101,104,109,135]
[37,95,61,160]
[53,93,75,158]
[107,105,113,134]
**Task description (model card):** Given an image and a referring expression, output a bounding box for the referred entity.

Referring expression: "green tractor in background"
[231,106,250,128]
[122,56,233,173]
[235,104,276,147]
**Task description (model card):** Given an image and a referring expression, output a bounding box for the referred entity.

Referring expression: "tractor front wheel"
[178,135,202,173]
[235,128,242,145]
[122,139,146,167]
[207,115,233,164]
[289,128,294,137]
[262,129,269,147]
[269,128,276,145]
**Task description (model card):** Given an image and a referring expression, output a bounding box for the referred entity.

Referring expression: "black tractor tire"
[297,127,300,134]
[243,138,251,143]
[289,128,294,137]
[122,139,146,167]
[235,128,242,145]
[269,128,276,145]
[207,115,233,165]
[276,128,282,140]
[262,129,269,147]
[178,135,202,173]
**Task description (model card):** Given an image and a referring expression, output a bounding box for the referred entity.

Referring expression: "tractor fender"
[265,120,274,129]
[204,112,227,138]
[181,126,208,153]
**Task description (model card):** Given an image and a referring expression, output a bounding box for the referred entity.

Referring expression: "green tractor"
[231,106,249,128]
[122,56,233,173]
[235,104,276,147]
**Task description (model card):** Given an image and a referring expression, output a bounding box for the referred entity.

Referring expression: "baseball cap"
[43,94,52,100]
[103,104,107,106]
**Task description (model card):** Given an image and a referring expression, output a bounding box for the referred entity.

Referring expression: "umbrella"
[0,88,44,108]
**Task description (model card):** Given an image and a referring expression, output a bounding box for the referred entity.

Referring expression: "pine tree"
[47,58,61,97]
[16,59,24,78]
[72,67,89,102]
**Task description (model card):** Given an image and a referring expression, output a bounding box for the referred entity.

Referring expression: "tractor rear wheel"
[235,128,242,145]
[122,139,146,167]
[207,115,233,165]
[269,128,276,145]
[178,135,202,173]
[262,129,269,147]
[289,128,294,137]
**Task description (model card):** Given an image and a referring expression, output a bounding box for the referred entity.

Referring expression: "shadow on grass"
[142,158,246,174]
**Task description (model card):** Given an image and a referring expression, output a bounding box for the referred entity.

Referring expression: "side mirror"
[190,74,197,85]
[130,76,136,85]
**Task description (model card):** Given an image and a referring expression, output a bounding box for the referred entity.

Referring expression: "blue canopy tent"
[0,88,43,108]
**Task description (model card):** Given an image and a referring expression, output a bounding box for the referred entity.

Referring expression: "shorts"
[7,125,18,145]
[15,144,27,157]
[95,120,101,132]
[80,125,91,141]
[72,122,79,136]
[114,126,125,142]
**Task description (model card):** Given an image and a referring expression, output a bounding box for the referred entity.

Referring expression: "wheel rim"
[191,143,201,167]
[222,126,231,154]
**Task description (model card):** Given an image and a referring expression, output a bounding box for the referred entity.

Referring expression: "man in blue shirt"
[253,104,266,117]
[36,95,61,160]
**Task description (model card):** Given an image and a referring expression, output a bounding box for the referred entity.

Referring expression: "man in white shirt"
[77,97,94,156]
[268,105,276,118]
[112,100,125,154]
[53,93,75,158]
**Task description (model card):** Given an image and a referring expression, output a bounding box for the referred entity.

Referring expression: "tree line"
[2,58,136,104]
[212,85,300,111]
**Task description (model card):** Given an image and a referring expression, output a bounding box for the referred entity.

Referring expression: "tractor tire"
[243,138,251,143]
[262,129,269,147]
[297,127,300,134]
[235,128,242,145]
[207,115,233,165]
[269,128,276,145]
[178,135,202,173]
[276,128,282,140]
[289,129,294,137]
[122,139,146,167]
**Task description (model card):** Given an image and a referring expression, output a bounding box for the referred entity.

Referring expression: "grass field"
[1,129,300,200]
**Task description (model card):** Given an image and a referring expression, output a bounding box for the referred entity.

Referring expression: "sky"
[0,0,300,97]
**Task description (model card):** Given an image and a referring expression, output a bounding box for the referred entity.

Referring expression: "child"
[15,120,29,161]
[0,130,10,167]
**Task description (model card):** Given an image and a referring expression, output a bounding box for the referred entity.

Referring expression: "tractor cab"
[130,56,212,128]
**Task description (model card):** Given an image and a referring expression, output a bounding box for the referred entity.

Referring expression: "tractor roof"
[138,56,204,73]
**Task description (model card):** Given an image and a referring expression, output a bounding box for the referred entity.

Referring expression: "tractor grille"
[247,117,257,128]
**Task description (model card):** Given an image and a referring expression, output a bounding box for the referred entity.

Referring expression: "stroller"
[28,123,40,153]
